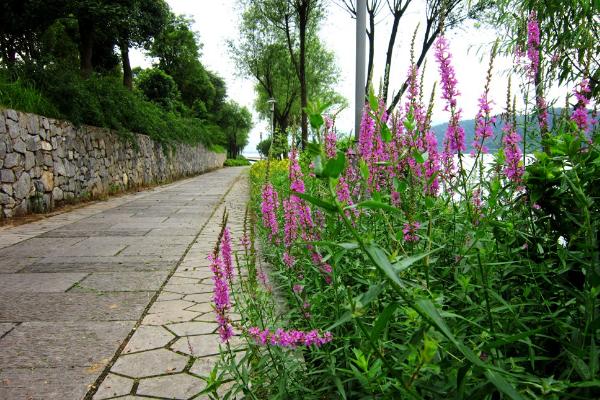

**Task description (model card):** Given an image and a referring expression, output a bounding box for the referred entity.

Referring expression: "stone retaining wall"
[0,108,226,218]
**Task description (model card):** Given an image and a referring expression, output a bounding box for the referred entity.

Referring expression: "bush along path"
[0,167,248,400]
[210,20,600,400]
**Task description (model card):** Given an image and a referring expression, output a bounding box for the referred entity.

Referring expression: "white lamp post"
[267,98,276,158]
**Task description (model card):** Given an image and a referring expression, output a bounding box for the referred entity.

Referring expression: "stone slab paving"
[89,170,250,400]
[0,167,248,400]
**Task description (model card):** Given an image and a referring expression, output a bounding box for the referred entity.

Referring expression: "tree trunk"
[120,39,133,90]
[298,2,309,149]
[78,16,94,77]
[386,23,438,115]
[382,11,402,104]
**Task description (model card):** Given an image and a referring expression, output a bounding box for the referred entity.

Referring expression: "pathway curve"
[0,166,249,400]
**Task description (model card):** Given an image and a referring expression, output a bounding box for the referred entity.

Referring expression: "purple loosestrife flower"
[221,227,233,280]
[403,221,421,243]
[261,183,279,242]
[502,124,524,183]
[282,251,295,268]
[358,109,375,159]
[435,36,465,154]
[536,95,548,131]
[472,93,496,155]
[248,327,332,348]
[572,79,591,131]
[527,11,540,79]
[324,117,337,159]
[405,65,426,132]
[209,254,233,342]
[293,284,304,294]
[435,36,460,111]
[283,198,300,248]
[424,131,441,195]
[446,112,466,153]
[289,148,305,194]
[240,234,250,250]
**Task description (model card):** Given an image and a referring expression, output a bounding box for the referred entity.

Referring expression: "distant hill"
[430,108,572,153]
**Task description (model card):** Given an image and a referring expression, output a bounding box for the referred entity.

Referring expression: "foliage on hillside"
[0,0,252,152]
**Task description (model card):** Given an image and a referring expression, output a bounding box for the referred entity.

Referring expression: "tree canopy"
[231,0,343,147]
[0,0,252,155]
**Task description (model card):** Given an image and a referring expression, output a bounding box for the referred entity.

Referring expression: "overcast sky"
[131,0,565,155]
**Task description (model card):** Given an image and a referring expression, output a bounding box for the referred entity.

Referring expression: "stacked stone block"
[0,108,226,218]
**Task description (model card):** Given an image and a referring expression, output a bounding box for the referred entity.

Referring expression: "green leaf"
[327,310,353,330]
[569,380,600,388]
[414,299,482,366]
[355,200,401,214]
[366,245,406,289]
[567,351,592,380]
[313,154,324,176]
[413,150,425,164]
[306,142,321,156]
[381,123,392,143]
[368,86,378,112]
[333,376,347,400]
[293,192,337,212]
[456,364,471,400]
[394,248,443,273]
[358,283,385,307]
[311,240,359,250]
[484,370,525,400]
[359,159,369,180]
[371,302,398,341]
[326,283,385,330]
[309,113,324,130]
[323,152,346,178]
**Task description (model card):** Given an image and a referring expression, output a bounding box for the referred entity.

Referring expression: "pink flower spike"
[526,11,541,79]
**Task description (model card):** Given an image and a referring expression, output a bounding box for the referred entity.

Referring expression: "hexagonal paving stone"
[136,373,204,399]
[185,302,213,313]
[168,276,200,285]
[93,373,133,399]
[189,356,219,377]
[123,325,174,354]
[183,293,212,303]
[163,283,212,294]
[111,348,188,378]
[174,270,213,279]
[155,291,183,301]
[170,335,222,357]
[142,309,200,325]
[166,321,218,336]
[147,300,196,314]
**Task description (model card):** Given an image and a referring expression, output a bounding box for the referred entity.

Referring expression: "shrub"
[223,156,251,167]
[0,71,60,117]
[136,68,181,110]
[1,66,216,146]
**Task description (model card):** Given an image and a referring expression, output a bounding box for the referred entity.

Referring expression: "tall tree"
[218,101,253,158]
[149,13,227,122]
[114,0,169,89]
[253,0,324,149]
[232,1,341,145]
[0,0,68,71]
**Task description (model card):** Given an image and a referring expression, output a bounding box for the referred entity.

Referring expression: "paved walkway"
[0,167,249,400]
